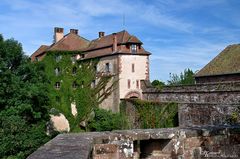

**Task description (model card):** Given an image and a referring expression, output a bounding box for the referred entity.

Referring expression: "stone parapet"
[28,126,240,159]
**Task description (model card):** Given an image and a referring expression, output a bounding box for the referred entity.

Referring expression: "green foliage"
[167,68,195,85]
[42,51,115,132]
[227,106,240,125]
[0,35,52,158]
[122,99,178,129]
[151,80,165,89]
[87,108,129,131]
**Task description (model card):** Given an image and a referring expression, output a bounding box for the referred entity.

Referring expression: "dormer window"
[131,44,137,53]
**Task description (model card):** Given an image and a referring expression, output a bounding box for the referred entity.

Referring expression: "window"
[72,67,77,75]
[55,82,60,89]
[55,67,60,76]
[132,63,135,73]
[128,79,131,89]
[81,54,85,58]
[71,56,76,63]
[94,65,98,73]
[35,57,39,62]
[81,81,84,88]
[55,55,62,62]
[72,81,77,89]
[136,80,139,88]
[91,80,96,88]
[105,63,110,72]
[131,44,137,53]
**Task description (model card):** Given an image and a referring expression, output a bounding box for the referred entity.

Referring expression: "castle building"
[195,44,240,83]
[31,27,151,112]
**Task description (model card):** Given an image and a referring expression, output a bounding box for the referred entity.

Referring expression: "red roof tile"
[30,45,49,61]
[48,33,90,51]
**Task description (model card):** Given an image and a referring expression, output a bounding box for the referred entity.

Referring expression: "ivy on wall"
[121,99,178,129]
[41,51,115,132]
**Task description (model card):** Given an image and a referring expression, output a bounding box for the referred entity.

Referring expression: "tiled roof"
[31,30,150,61]
[195,44,240,77]
[48,33,90,51]
[127,35,142,44]
[84,30,142,51]
[30,45,49,61]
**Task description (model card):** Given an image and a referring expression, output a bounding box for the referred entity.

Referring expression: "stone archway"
[125,91,141,99]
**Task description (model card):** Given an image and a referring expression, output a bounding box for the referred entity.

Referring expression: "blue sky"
[1,0,240,82]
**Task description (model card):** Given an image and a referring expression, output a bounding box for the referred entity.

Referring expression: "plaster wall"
[97,55,120,112]
[119,55,149,99]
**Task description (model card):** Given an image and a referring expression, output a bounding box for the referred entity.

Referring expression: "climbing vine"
[42,51,115,132]
[121,99,178,129]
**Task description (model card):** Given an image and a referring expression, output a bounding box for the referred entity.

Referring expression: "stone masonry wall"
[28,126,240,159]
[140,81,240,126]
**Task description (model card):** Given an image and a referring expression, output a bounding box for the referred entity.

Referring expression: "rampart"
[140,81,240,126]
[28,81,240,158]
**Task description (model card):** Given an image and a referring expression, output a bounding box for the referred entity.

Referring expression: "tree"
[151,80,165,89]
[167,68,195,85]
[87,108,129,131]
[0,35,52,158]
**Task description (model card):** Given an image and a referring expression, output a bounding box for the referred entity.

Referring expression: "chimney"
[99,31,105,38]
[70,29,78,35]
[112,33,117,53]
[54,27,64,43]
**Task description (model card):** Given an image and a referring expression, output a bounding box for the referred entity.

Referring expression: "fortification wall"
[140,81,240,126]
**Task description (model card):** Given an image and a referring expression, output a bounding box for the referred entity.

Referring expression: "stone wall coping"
[27,126,240,159]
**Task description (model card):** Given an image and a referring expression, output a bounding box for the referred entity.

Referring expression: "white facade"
[119,55,149,99]
[97,54,149,112]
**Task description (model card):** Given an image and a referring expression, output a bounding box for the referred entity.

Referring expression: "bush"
[87,108,129,131]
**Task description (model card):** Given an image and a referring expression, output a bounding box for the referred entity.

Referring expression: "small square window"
[55,82,60,89]
[81,54,85,58]
[72,81,77,89]
[91,80,96,88]
[94,65,98,72]
[105,63,110,72]
[81,81,84,88]
[55,55,62,62]
[71,56,76,63]
[55,67,60,76]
